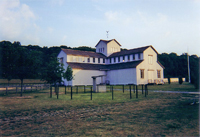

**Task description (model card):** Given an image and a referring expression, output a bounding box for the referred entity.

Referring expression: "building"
[57,39,164,86]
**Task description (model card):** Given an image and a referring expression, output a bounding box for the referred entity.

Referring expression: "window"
[128,55,130,61]
[93,57,95,63]
[88,57,90,63]
[148,55,153,64]
[110,58,112,63]
[103,48,104,53]
[60,57,63,64]
[98,58,100,63]
[138,53,141,59]
[123,56,125,62]
[140,69,144,79]
[133,54,135,60]
[118,57,120,62]
[103,59,105,63]
[114,57,116,63]
[157,70,161,78]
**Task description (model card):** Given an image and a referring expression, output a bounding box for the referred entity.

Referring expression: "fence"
[50,84,148,100]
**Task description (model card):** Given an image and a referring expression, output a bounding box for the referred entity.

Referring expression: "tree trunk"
[20,79,23,97]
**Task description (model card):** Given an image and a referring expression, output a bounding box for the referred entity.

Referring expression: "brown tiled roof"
[62,49,106,58]
[108,46,151,58]
[95,39,122,47]
[67,60,143,70]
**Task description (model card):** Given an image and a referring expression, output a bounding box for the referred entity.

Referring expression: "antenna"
[106,31,109,39]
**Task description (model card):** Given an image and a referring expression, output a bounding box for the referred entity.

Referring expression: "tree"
[64,66,74,85]
[41,57,65,85]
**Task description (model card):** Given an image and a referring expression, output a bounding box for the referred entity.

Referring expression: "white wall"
[107,68,137,85]
[68,69,106,86]
[96,41,107,56]
[107,40,121,56]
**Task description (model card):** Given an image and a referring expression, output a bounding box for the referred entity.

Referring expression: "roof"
[67,60,143,70]
[95,39,122,47]
[61,48,106,58]
[109,46,152,58]
[157,61,165,69]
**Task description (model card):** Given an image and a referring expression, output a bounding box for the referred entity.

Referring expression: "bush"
[179,77,183,84]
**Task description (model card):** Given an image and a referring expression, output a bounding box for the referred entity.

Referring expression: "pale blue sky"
[0,0,199,56]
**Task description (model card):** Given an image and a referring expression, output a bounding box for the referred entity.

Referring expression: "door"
[148,70,154,83]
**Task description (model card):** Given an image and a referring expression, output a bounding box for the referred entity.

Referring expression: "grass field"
[0,82,199,136]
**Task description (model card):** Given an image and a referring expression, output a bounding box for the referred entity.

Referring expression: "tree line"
[0,40,199,89]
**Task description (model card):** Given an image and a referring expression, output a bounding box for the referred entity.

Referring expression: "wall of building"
[68,69,106,86]
[136,47,164,85]
[107,68,137,85]
[96,41,107,56]
[107,40,121,57]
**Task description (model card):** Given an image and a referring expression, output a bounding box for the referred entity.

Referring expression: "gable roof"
[67,60,143,70]
[95,39,122,47]
[108,45,158,58]
[61,48,106,58]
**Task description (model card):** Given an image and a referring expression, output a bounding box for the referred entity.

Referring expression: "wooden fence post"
[91,87,92,100]
[129,85,132,99]
[142,85,143,94]
[136,85,138,98]
[123,85,124,93]
[133,85,135,93]
[145,85,147,97]
[50,86,52,98]
[71,86,73,100]
[146,85,148,95]
[57,86,59,99]
[65,86,66,94]
[112,86,114,100]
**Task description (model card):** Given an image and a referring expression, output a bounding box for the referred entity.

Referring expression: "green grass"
[0,83,199,136]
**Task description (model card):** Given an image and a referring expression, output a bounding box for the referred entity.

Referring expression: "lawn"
[0,82,199,136]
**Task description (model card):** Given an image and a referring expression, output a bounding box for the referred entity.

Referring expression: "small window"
[110,58,112,63]
[128,55,130,61]
[140,69,144,79]
[123,56,125,62]
[133,54,135,60]
[157,70,161,78]
[88,57,90,63]
[148,55,153,64]
[138,53,141,59]
[103,59,105,63]
[93,58,95,63]
[118,57,120,62]
[114,57,116,63]
[98,58,100,63]
[60,57,63,64]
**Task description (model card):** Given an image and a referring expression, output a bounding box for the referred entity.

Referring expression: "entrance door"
[148,70,154,83]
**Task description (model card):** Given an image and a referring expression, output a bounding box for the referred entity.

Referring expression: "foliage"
[64,65,74,82]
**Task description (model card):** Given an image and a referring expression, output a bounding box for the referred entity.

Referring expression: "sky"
[0,0,200,56]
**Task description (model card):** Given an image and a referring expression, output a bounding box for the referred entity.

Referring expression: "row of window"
[140,70,161,79]
[99,48,104,53]
[109,53,141,64]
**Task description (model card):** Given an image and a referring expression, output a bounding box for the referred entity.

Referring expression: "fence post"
[57,86,59,99]
[71,86,72,100]
[91,87,92,100]
[136,85,138,98]
[6,86,8,95]
[76,86,78,94]
[84,85,86,93]
[50,86,52,98]
[112,86,114,100]
[110,85,112,92]
[133,85,135,93]
[145,85,147,97]
[129,85,132,99]
[65,86,66,94]
[123,85,124,93]
[142,85,143,94]
[146,85,148,95]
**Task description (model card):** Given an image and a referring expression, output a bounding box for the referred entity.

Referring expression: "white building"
[57,39,164,86]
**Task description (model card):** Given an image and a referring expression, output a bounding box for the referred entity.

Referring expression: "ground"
[0,82,199,136]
